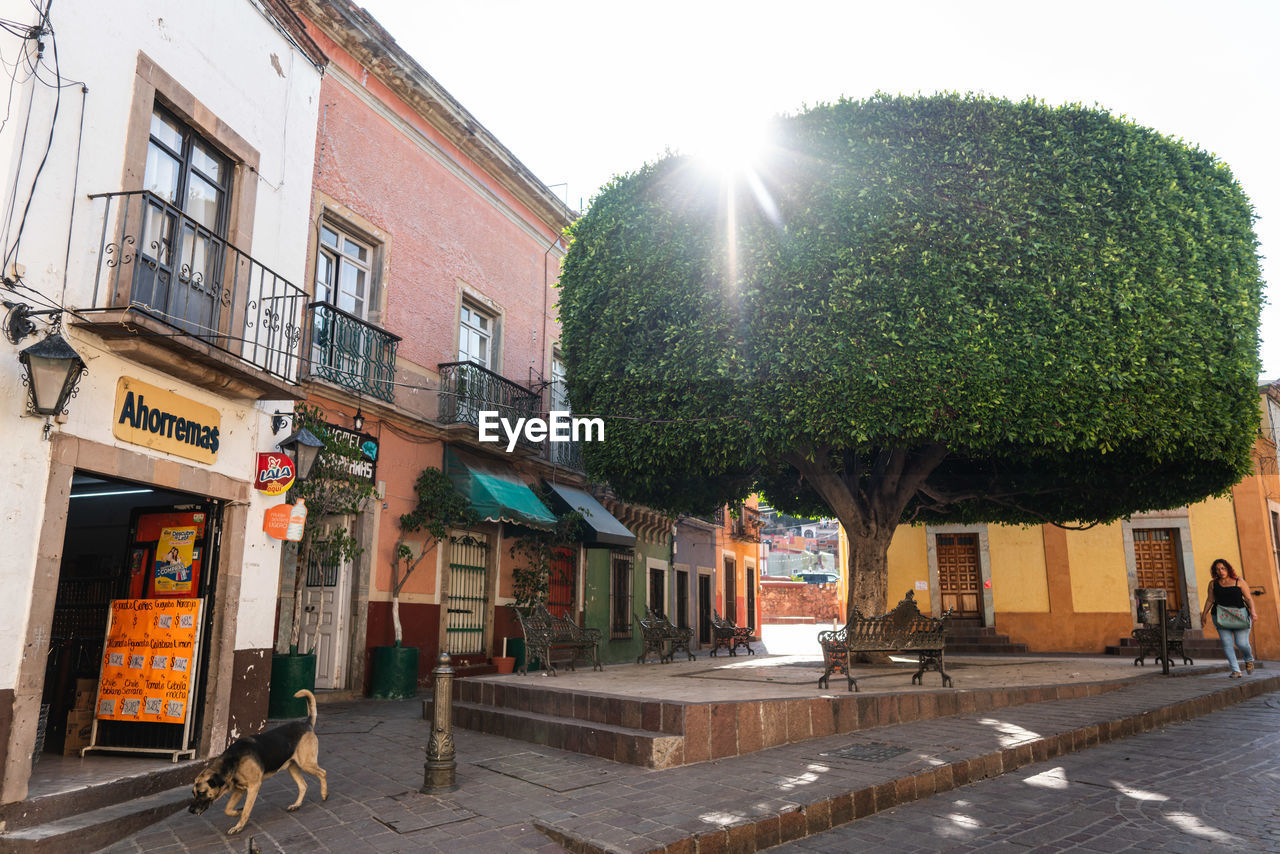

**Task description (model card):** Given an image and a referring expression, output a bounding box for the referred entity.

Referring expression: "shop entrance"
[42,472,219,760]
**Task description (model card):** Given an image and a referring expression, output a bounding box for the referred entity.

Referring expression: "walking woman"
[1201,558,1258,678]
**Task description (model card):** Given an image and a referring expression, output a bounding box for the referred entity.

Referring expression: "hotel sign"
[113,377,221,464]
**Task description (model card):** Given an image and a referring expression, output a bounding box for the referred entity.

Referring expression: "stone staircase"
[0,762,196,853]
[1104,630,1225,663]
[944,618,1029,654]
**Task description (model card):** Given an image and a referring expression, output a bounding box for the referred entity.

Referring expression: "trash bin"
[1135,587,1167,625]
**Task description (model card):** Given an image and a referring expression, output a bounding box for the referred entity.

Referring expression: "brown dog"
[189,688,327,835]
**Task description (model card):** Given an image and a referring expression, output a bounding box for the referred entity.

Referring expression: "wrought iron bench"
[513,604,602,676]
[636,608,695,664]
[709,609,756,656]
[1131,609,1193,667]
[817,591,952,692]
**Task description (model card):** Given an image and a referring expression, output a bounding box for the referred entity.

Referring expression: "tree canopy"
[558,94,1263,613]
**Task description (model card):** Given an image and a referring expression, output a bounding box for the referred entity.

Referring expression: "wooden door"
[936,533,981,618]
[1133,528,1182,612]
[547,547,575,620]
[302,553,350,690]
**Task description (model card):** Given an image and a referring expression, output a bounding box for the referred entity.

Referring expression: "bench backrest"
[516,603,586,642]
[824,590,947,648]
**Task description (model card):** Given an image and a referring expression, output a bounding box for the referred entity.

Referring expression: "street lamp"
[279,426,323,481]
[18,332,87,416]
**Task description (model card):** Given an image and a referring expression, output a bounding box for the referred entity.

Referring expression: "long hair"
[1211,558,1238,580]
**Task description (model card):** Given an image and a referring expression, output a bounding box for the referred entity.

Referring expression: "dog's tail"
[293,688,317,727]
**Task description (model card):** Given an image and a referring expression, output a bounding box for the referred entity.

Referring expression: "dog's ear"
[208,772,224,790]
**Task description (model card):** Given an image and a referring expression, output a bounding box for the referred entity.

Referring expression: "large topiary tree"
[559,94,1263,621]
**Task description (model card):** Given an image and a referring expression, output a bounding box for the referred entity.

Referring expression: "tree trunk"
[845,527,895,623]
[784,444,948,623]
[392,595,403,647]
[288,539,309,654]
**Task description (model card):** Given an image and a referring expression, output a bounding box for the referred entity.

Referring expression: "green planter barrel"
[370,645,419,699]
[268,652,316,718]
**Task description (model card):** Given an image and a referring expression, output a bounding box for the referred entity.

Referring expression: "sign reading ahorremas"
[113,377,221,464]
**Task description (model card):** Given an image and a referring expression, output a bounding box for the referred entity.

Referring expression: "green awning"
[543,481,636,548]
[444,448,557,530]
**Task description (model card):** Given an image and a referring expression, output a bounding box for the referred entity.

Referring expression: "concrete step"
[946,642,1030,654]
[0,762,198,832]
[0,786,189,854]
[440,700,682,768]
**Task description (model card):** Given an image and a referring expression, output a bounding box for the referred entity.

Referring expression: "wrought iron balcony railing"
[542,434,584,470]
[306,302,400,403]
[438,361,541,445]
[733,506,763,543]
[89,190,307,383]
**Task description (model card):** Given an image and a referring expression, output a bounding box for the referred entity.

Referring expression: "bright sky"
[358,0,1280,376]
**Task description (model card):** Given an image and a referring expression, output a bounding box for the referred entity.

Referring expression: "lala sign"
[113,378,221,465]
[254,453,295,496]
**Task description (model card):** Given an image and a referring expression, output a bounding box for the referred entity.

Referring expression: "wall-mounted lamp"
[353,407,364,432]
[271,410,296,435]
[19,332,87,417]
[279,425,323,481]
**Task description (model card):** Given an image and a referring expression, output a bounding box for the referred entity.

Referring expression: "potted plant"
[269,406,377,718]
[370,467,477,698]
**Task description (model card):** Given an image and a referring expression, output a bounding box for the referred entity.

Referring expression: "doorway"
[300,549,351,690]
[698,574,712,646]
[724,556,737,623]
[547,546,575,620]
[649,567,666,617]
[44,473,219,758]
[936,533,981,618]
[1132,528,1183,612]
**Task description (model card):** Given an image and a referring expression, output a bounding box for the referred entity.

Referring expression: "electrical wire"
[2,0,59,276]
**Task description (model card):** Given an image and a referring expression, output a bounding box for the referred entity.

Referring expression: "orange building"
[840,385,1280,661]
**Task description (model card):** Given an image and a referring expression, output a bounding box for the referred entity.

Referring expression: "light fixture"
[18,332,87,416]
[271,410,294,435]
[353,407,364,432]
[279,426,323,481]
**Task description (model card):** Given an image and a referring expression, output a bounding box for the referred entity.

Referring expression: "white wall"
[0,0,323,685]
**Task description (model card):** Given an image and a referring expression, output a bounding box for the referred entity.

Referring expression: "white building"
[0,0,323,804]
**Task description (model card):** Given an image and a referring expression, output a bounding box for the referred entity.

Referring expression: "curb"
[535,674,1280,853]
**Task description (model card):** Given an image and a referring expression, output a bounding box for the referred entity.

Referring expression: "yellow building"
[842,387,1280,661]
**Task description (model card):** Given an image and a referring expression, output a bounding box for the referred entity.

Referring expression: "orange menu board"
[96,599,202,724]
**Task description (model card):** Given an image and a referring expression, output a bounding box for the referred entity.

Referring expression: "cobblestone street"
[773,693,1280,853]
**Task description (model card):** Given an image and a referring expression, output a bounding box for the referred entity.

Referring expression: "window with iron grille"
[445,535,488,655]
[746,565,757,630]
[610,551,633,639]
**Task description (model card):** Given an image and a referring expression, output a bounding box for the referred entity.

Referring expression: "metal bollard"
[422,651,458,793]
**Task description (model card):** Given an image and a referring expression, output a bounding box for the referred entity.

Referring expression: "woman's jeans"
[1217,624,1255,672]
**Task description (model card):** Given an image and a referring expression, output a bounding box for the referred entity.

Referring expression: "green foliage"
[287,405,379,653]
[393,467,479,596]
[508,501,583,614]
[559,93,1263,527]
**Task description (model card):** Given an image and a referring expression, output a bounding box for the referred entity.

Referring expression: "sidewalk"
[100,655,1278,854]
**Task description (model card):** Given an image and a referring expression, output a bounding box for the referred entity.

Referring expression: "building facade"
[0,0,324,802]
[866,386,1280,660]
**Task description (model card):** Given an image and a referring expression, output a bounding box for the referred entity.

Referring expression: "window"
[315,223,375,319]
[550,354,569,411]
[136,105,232,334]
[459,302,495,368]
[610,551,633,639]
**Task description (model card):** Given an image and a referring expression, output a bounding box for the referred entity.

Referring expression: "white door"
[302,554,351,689]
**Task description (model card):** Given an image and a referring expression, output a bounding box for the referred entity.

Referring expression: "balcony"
[542,435,584,470]
[77,190,308,399]
[438,361,540,447]
[306,302,400,403]
[732,506,763,542]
